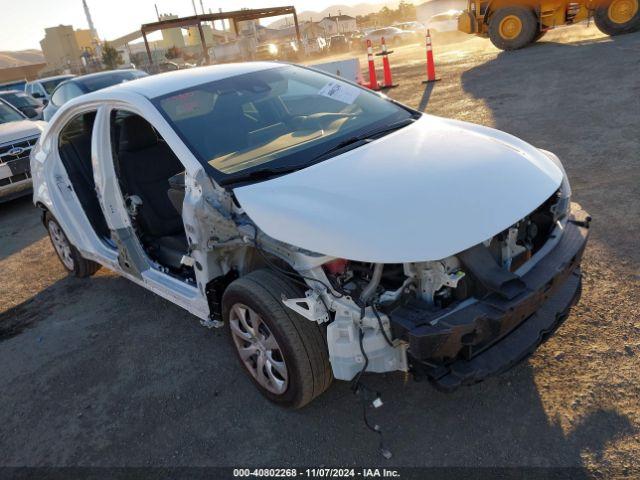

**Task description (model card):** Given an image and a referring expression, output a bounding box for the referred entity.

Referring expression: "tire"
[45,212,101,278]
[488,7,538,50]
[594,0,640,36]
[222,269,333,408]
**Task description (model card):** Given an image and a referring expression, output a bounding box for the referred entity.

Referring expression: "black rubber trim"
[458,243,526,299]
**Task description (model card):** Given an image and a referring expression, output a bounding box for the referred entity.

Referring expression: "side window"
[59,112,93,144]
[25,84,32,95]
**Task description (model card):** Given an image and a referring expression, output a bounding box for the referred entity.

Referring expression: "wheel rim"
[229,303,289,395]
[499,15,523,40]
[48,220,75,271]
[608,0,638,23]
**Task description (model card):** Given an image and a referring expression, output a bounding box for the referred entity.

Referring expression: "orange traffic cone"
[422,29,440,84]
[375,37,398,89]
[365,39,380,91]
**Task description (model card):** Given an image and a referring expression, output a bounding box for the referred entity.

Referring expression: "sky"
[0,0,387,51]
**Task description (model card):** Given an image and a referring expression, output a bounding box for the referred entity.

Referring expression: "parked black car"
[43,69,148,121]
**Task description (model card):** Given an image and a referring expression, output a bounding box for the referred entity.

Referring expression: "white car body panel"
[234,114,563,263]
[31,92,212,320]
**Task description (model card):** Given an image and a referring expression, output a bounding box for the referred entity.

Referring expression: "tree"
[101,42,122,70]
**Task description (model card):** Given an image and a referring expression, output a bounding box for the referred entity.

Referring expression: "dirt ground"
[1,25,639,476]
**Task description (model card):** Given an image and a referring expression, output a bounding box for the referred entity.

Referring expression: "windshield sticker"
[317,81,361,105]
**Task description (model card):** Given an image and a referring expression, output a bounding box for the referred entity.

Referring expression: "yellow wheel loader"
[458,0,640,49]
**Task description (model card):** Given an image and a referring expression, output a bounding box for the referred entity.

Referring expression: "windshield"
[41,77,73,95]
[153,65,415,184]
[79,70,147,93]
[0,101,24,124]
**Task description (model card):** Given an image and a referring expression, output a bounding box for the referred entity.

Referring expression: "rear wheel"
[45,212,101,278]
[594,0,640,35]
[488,7,538,50]
[222,269,332,408]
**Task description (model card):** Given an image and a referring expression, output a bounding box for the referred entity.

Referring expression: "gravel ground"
[1,26,639,476]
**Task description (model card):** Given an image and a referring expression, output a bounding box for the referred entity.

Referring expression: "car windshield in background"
[41,77,72,95]
[79,71,147,93]
[153,65,415,185]
[0,101,24,124]
[0,92,40,108]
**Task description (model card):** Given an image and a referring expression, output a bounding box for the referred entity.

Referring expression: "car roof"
[91,62,280,99]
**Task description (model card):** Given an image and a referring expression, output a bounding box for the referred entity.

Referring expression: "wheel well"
[35,202,49,225]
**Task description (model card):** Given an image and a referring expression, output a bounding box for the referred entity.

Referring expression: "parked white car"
[364,26,419,46]
[32,63,590,407]
[0,99,46,202]
[25,74,75,105]
[426,10,464,33]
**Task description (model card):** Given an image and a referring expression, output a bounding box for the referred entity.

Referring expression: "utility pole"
[82,0,102,58]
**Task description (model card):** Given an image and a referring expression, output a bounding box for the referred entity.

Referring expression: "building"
[185,24,216,47]
[40,25,83,71]
[318,14,357,36]
[75,28,96,53]
[159,14,186,49]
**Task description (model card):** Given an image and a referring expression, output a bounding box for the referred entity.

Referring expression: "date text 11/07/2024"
[232,468,401,478]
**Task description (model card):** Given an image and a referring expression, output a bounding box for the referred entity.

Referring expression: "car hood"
[0,120,45,144]
[233,114,563,263]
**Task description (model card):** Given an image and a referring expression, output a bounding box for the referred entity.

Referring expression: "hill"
[0,50,44,68]
[267,2,401,27]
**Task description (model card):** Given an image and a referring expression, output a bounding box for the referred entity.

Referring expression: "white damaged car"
[31,63,590,407]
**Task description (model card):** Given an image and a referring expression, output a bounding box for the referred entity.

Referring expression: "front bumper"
[390,203,590,391]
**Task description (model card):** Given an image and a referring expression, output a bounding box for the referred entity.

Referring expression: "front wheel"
[594,0,640,36]
[45,212,101,278]
[488,7,538,50]
[222,269,332,408]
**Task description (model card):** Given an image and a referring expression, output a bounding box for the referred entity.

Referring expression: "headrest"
[119,115,158,152]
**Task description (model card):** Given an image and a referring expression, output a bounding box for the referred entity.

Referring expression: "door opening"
[110,110,192,280]
[58,111,111,240]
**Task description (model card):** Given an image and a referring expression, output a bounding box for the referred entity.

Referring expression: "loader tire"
[488,7,538,50]
[594,0,640,36]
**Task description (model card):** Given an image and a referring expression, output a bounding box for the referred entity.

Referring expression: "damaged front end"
[271,188,590,388]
